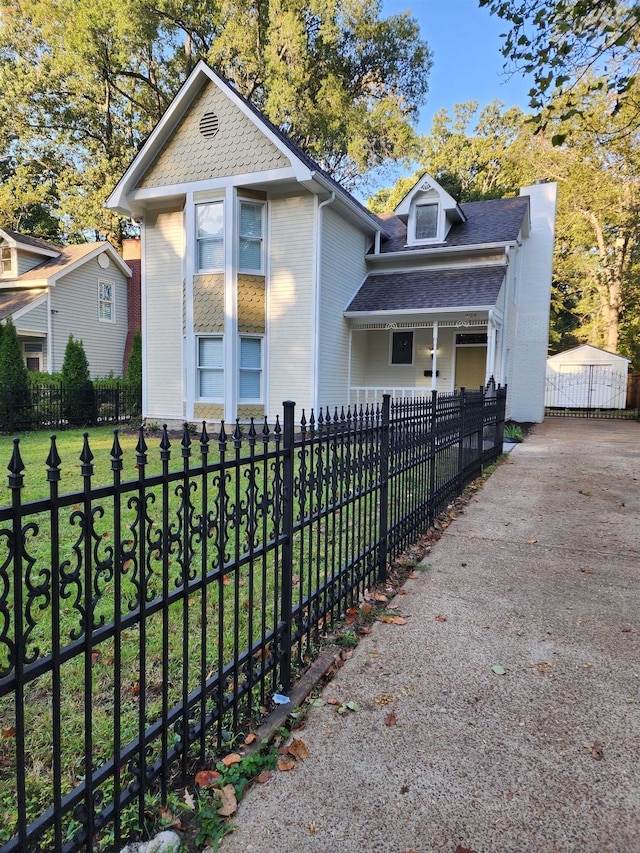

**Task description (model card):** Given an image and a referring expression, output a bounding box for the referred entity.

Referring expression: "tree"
[0,318,30,430]
[479,0,640,136]
[0,0,431,240]
[126,330,142,385]
[61,335,94,424]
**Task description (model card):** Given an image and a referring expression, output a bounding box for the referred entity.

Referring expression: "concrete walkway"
[221,418,640,853]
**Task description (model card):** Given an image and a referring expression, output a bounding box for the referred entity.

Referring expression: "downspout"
[311,191,335,412]
[431,320,438,391]
[500,245,511,387]
[47,290,54,373]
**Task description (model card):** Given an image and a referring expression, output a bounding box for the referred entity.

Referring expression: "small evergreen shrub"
[0,318,31,430]
[61,335,94,425]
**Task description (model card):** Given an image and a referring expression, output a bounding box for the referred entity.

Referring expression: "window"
[390,331,413,365]
[414,203,438,241]
[197,336,224,399]
[24,342,43,372]
[98,280,114,322]
[1,247,12,275]
[239,336,262,401]
[239,202,263,272]
[197,202,224,271]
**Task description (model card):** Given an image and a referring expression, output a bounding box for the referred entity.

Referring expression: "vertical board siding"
[145,209,184,418]
[49,258,128,376]
[268,194,315,417]
[318,207,369,407]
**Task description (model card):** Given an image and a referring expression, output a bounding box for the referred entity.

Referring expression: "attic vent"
[199,113,219,139]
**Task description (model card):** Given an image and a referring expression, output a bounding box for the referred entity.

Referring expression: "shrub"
[126,330,142,386]
[0,318,31,430]
[61,335,94,425]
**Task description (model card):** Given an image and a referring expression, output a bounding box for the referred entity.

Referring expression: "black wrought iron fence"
[0,382,142,433]
[0,386,505,852]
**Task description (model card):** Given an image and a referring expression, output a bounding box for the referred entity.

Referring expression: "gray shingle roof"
[346,266,507,313]
[375,196,530,253]
[1,230,62,253]
[0,288,47,320]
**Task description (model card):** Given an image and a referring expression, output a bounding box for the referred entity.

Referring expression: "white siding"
[267,194,315,419]
[49,259,128,376]
[318,207,370,408]
[510,183,558,422]
[144,208,185,418]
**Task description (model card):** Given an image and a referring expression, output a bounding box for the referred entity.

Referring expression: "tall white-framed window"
[1,246,13,275]
[196,201,224,272]
[414,203,438,241]
[238,336,262,402]
[238,201,264,272]
[197,335,224,400]
[98,280,115,322]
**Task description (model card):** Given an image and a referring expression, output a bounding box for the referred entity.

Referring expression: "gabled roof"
[106,60,386,237]
[0,288,47,321]
[374,196,530,255]
[547,344,631,363]
[393,172,466,224]
[3,242,131,285]
[0,229,60,258]
[345,265,507,315]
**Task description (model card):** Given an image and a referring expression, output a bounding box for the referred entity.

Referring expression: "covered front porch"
[347,313,503,407]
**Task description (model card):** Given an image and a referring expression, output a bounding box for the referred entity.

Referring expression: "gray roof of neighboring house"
[346,266,507,313]
[1,230,62,253]
[12,243,103,282]
[0,288,47,320]
[375,196,530,253]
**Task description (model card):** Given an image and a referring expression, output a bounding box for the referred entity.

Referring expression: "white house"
[106,61,557,426]
[546,344,630,409]
[0,230,131,377]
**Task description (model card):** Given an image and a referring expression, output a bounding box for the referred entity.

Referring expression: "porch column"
[486,312,496,384]
[431,320,438,390]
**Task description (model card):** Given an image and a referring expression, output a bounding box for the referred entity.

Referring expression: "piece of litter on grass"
[491,664,506,676]
[273,693,290,705]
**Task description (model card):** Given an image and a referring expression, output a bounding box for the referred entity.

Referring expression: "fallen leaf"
[327,697,340,705]
[183,788,196,810]
[491,664,506,676]
[527,539,537,544]
[340,648,354,660]
[534,661,552,675]
[91,649,101,662]
[397,589,408,595]
[222,575,230,585]
[217,784,237,816]
[256,770,271,783]
[455,846,477,853]
[221,753,242,767]
[400,784,409,794]
[622,628,632,633]
[407,571,419,579]
[358,627,371,635]
[244,733,257,745]
[372,590,389,602]
[581,568,593,574]
[361,602,373,614]
[278,757,296,771]
[384,711,397,727]
[195,769,221,788]
[287,738,309,760]
[435,614,447,623]
[590,741,604,760]
[380,615,407,625]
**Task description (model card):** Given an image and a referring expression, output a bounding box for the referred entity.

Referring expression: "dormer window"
[1,246,13,275]
[415,204,438,241]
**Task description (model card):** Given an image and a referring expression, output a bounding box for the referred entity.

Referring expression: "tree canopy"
[0,0,431,242]
[479,0,640,134]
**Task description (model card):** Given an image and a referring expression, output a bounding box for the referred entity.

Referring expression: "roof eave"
[369,241,515,262]
[344,304,497,319]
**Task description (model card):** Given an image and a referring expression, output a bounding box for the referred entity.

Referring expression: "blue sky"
[382,0,534,134]
[361,0,535,197]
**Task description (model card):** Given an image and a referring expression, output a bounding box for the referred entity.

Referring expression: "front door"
[455,345,487,391]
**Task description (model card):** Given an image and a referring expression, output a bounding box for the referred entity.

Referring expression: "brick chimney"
[122,238,141,375]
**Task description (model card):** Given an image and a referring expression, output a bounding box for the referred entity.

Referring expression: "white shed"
[546,345,630,409]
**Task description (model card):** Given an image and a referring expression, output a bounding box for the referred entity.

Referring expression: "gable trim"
[11,292,48,320]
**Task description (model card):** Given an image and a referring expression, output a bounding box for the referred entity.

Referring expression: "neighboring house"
[546,344,630,410]
[0,230,131,377]
[106,60,557,426]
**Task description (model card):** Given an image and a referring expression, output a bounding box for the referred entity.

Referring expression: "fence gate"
[545,364,638,419]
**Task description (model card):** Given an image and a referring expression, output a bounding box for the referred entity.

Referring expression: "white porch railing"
[349,386,433,407]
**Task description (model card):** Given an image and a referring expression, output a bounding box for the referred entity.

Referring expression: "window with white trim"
[98,280,115,322]
[239,201,264,272]
[196,202,224,272]
[197,336,224,399]
[239,336,262,401]
[1,246,13,275]
[390,330,414,365]
[414,203,438,241]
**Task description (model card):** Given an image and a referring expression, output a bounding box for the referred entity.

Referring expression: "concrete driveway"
[220,418,640,853]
